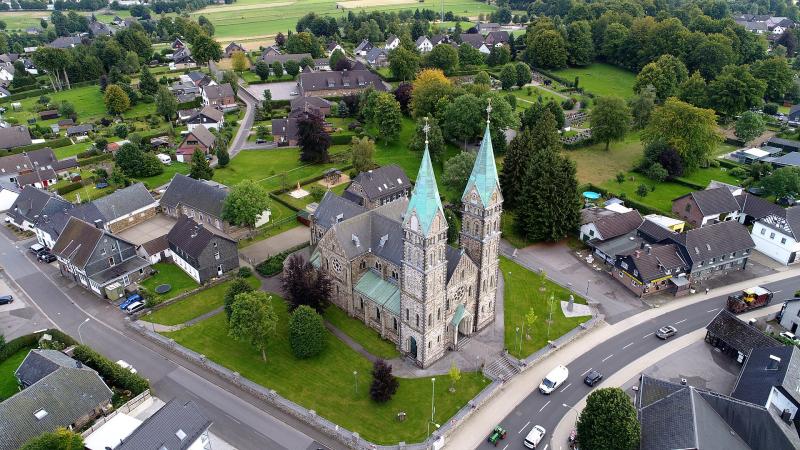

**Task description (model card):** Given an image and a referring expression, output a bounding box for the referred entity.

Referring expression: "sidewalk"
[442,266,800,450]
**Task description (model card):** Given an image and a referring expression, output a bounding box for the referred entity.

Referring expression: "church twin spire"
[462,101,500,207]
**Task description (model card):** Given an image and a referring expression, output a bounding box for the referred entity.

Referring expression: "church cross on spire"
[486,98,492,125]
[423,116,430,145]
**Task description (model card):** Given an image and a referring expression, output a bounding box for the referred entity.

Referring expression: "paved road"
[0,229,342,450]
[230,81,258,160]
[476,276,800,450]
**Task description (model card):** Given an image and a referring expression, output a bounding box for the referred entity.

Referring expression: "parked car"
[119,293,142,310]
[656,325,678,340]
[523,425,546,449]
[539,365,569,394]
[780,331,799,343]
[116,360,137,374]
[38,253,56,263]
[0,295,13,305]
[29,243,46,255]
[290,90,299,96]
[583,370,603,387]
[96,181,109,189]
[125,301,145,314]
[255,139,267,144]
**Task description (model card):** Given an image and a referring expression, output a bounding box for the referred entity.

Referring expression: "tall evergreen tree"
[500,113,559,210]
[369,359,399,403]
[138,65,158,96]
[189,148,214,180]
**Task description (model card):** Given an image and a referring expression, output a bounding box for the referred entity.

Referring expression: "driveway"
[239,226,309,265]
[115,214,176,246]
[244,81,300,101]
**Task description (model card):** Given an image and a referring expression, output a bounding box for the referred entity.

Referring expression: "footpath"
[443,266,800,450]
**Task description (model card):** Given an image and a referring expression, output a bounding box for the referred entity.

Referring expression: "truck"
[726,286,773,313]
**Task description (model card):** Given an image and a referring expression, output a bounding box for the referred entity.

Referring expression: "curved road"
[476,277,800,450]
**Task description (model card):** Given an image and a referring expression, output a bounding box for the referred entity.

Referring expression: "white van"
[157,153,172,165]
[523,425,546,448]
[125,301,145,314]
[539,365,569,394]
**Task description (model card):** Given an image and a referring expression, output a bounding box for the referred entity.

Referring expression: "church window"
[360,260,366,269]
[428,314,432,325]
[437,308,441,320]
[446,298,450,310]
[461,269,465,280]
[468,286,472,296]
[428,342,431,349]
[416,314,420,327]
[393,318,398,331]
[406,309,409,320]
[376,307,381,321]
[437,335,440,343]
[360,297,364,310]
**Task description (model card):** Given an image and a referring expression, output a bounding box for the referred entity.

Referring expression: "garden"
[551,63,637,98]
[140,262,199,305]
[146,275,260,326]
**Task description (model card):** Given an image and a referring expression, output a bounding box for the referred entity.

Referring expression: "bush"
[729,167,748,178]
[561,98,576,110]
[255,250,292,276]
[72,344,149,395]
[0,329,76,363]
[237,266,253,278]
[288,305,327,359]
[56,182,83,195]
[763,103,779,115]
[77,148,100,159]
[644,163,668,182]
[636,184,649,197]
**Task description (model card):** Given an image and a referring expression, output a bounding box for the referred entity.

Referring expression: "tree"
[231,51,248,72]
[750,56,794,101]
[216,146,230,167]
[520,100,565,131]
[443,151,477,195]
[275,32,286,47]
[329,48,345,70]
[444,208,460,245]
[524,308,537,340]
[499,64,517,90]
[286,31,322,57]
[192,34,222,65]
[288,305,327,359]
[633,54,688,101]
[138,65,158,96]
[762,167,800,197]
[566,20,594,66]
[678,71,708,108]
[448,361,461,392]
[411,69,453,118]
[222,180,271,228]
[271,61,284,78]
[707,64,766,117]
[351,136,375,173]
[735,111,766,145]
[409,116,445,159]
[20,428,83,450]
[628,85,656,129]
[643,98,722,173]
[503,111,560,210]
[577,388,640,450]
[255,61,270,81]
[474,71,490,85]
[441,93,482,147]
[189,148,214,180]
[373,92,402,141]
[284,60,300,77]
[115,143,162,178]
[281,253,332,312]
[369,359,399,402]
[486,45,510,67]
[458,43,484,67]
[591,96,630,150]
[393,82,412,114]
[636,183,649,197]
[298,113,331,163]
[425,44,459,75]
[103,84,130,115]
[515,62,532,88]
[228,291,278,362]
[223,277,255,321]
[262,89,272,117]
[645,162,668,182]
[526,29,567,69]
[155,85,177,121]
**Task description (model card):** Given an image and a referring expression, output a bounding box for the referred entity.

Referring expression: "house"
[613,243,689,297]
[0,147,58,185]
[185,105,224,131]
[52,158,78,178]
[385,34,400,50]
[298,69,386,97]
[354,39,374,56]
[25,27,40,35]
[290,96,331,117]
[271,118,300,146]
[0,87,9,98]
[16,167,57,189]
[167,216,239,283]
[766,136,800,152]
[313,58,331,71]
[636,374,800,450]
[788,104,800,123]
[430,34,449,46]
[734,146,781,163]
[6,186,70,232]
[343,164,412,209]
[765,151,800,168]
[579,209,643,243]
[48,36,82,49]
[170,81,200,97]
[731,345,800,423]
[262,45,281,57]
[201,83,237,111]
[170,47,196,70]
[93,183,158,233]
[138,235,170,264]
[705,309,779,363]
[57,118,74,129]
[779,298,800,332]
[642,213,684,232]
[66,123,93,137]
[0,181,18,211]
[160,173,230,233]
[224,41,246,58]
[0,126,32,149]
[415,36,433,53]
[751,206,800,264]
[258,51,311,66]
[52,217,152,297]
[733,191,782,225]
[675,220,755,280]
[176,126,216,162]
[184,71,215,88]
[326,42,343,56]
[35,202,104,249]
[672,187,741,227]
[0,350,113,450]
[459,33,490,53]
[38,109,58,120]
[115,399,212,450]
[172,38,186,49]
[484,30,510,46]
[365,47,389,67]
[89,20,112,37]
[476,22,501,33]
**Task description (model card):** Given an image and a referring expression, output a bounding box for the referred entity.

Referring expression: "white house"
[779,299,800,333]
[326,42,343,56]
[0,66,13,82]
[185,106,224,132]
[773,25,787,35]
[385,34,400,50]
[751,207,800,265]
[415,36,433,53]
[0,181,18,211]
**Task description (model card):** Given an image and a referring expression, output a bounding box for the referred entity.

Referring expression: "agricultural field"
[0,9,129,32]
[552,63,637,99]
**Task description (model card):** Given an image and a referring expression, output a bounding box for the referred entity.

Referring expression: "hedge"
[582,183,671,216]
[0,329,77,363]
[72,344,150,395]
[718,159,741,169]
[9,137,73,155]
[0,88,52,103]
[534,68,575,88]
[176,98,201,110]
[56,181,83,195]
[331,133,357,145]
[78,153,112,166]
[255,242,309,276]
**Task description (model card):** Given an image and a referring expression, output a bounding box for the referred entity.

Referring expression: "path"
[239,225,309,265]
[138,304,227,333]
[228,80,258,159]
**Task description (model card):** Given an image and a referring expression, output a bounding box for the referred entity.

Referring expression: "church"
[309,117,502,368]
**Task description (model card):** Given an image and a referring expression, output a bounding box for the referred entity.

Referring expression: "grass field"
[0,10,129,31]
[0,347,32,401]
[512,85,571,107]
[552,63,637,99]
[148,276,260,326]
[53,141,92,159]
[141,263,199,305]
[562,132,644,185]
[501,256,590,359]
[133,162,191,189]
[165,294,489,444]
[322,306,400,359]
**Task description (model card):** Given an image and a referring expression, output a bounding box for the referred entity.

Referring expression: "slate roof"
[116,399,211,450]
[16,168,56,187]
[225,41,245,54]
[766,151,800,167]
[355,39,373,53]
[0,126,32,149]
[731,345,800,407]
[460,33,486,48]
[620,244,687,282]
[706,309,780,355]
[67,123,94,135]
[35,202,104,242]
[173,47,195,64]
[350,164,410,202]
[445,245,466,282]
[485,30,509,43]
[675,187,740,216]
[91,255,151,285]
[637,219,678,243]
[48,36,82,49]
[385,34,399,46]
[673,220,754,264]
[404,142,444,234]
[140,234,169,256]
[93,183,156,222]
[298,69,386,94]
[313,190,366,230]
[365,47,388,64]
[290,96,331,114]
[168,215,235,260]
[259,52,311,65]
[462,124,501,208]
[591,210,643,240]
[14,349,82,387]
[203,83,235,101]
[7,186,69,225]
[0,366,112,450]
[0,147,56,174]
[184,125,216,149]
[188,105,224,123]
[329,199,407,265]
[735,193,783,220]
[415,36,431,47]
[52,157,78,172]
[766,137,800,150]
[161,173,228,219]
[271,118,299,140]
[51,217,105,268]
[430,34,449,45]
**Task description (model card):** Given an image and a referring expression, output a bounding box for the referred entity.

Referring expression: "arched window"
[428,313,432,326]
[406,309,409,320]
[416,314,420,327]
[437,308,441,320]
[393,317,398,330]
[376,307,381,321]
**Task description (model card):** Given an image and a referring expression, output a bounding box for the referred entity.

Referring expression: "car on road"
[523,425,546,449]
[289,91,299,96]
[255,139,267,144]
[29,243,47,255]
[583,370,603,387]
[0,295,13,305]
[38,252,56,263]
[125,301,145,314]
[116,360,137,374]
[119,293,142,310]
[656,325,678,340]
[487,425,507,446]
[539,365,569,394]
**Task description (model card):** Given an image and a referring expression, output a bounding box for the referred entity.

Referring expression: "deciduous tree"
[633,54,688,101]
[103,84,130,115]
[373,92,402,141]
[762,167,800,197]
[288,305,327,359]
[643,98,721,173]
[499,64,516,90]
[591,96,631,150]
[222,180,271,228]
[298,113,331,163]
[409,116,445,159]
[678,71,708,108]
[228,291,278,362]
[224,277,255,321]
[735,111,766,145]
[628,84,656,129]
[443,151,477,195]
[231,51,248,72]
[280,253,332,313]
[271,61,284,78]
[20,428,83,450]
[425,44,459,75]
[525,29,567,69]
[566,20,594,66]
[750,56,794,101]
[138,65,158,95]
[577,388,640,450]
[707,64,765,117]
[254,61,270,81]
[284,59,300,77]
[410,68,452,118]
[515,62,532,88]
[191,34,222,65]
[351,136,375,173]
[441,93,482,146]
[155,85,177,121]
[216,146,230,167]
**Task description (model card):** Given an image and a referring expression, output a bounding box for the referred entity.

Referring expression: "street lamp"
[77,318,90,344]
[563,403,580,428]
[427,420,440,436]
[431,377,436,423]
[353,371,358,395]
[515,327,520,355]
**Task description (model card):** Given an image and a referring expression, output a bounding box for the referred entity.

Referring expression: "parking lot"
[115,215,176,246]
[244,81,299,101]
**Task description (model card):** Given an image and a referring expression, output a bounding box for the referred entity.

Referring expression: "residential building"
[779,298,800,333]
[751,206,800,264]
[484,30,510,46]
[385,34,400,50]
[731,345,800,422]
[172,38,186,49]
[67,123,93,137]
[171,47,196,70]
[177,126,216,162]
[15,167,56,189]
[138,235,170,265]
[672,187,741,227]
[258,51,311,66]
[167,216,239,283]
[160,173,231,234]
[0,125,32,149]
[89,20,112,37]
[642,214,685,232]
[52,217,152,297]
[35,202,104,249]
[766,137,800,153]
[326,42,343,56]
[0,147,58,185]
[579,209,643,243]
[476,22,501,33]
[116,399,212,450]
[185,105,224,131]
[415,36,433,53]
[262,45,280,57]
[290,96,331,117]
[365,47,389,67]
[0,181,18,211]
[297,69,386,97]
[675,220,755,280]
[705,309,780,363]
[48,36,82,49]
[343,164,412,209]
[271,118,300,146]
[735,146,782,164]
[184,71,215,88]
[93,183,158,233]
[613,243,689,297]
[354,39,374,56]
[224,41,246,58]
[764,151,800,168]
[38,109,58,120]
[6,186,70,232]
[313,58,331,71]
[201,83,237,111]
[430,34,449,46]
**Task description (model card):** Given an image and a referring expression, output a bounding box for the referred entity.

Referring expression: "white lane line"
[560,383,572,393]
[224,413,241,424]
[539,400,550,413]
[542,445,548,450]
[707,308,719,313]
[602,354,614,362]
[622,342,634,350]
[518,421,531,434]
[581,368,592,376]
[643,332,654,339]
[502,445,509,450]
[674,319,687,325]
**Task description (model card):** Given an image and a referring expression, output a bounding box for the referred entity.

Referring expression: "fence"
[81,389,153,437]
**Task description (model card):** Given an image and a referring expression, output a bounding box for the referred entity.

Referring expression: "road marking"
[622,342,634,350]
[560,383,572,392]
[581,368,592,376]
[675,319,687,324]
[542,445,548,450]
[539,400,550,413]
[502,445,508,450]
[707,308,719,313]
[643,332,654,339]
[224,412,242,424]
[518,421,531,434]
[602,354,614,362]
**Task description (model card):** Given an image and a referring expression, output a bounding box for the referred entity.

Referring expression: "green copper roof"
[450,303,466,326]
[354,270,401,315]
[462,123,500,207]
[404,142,444,234]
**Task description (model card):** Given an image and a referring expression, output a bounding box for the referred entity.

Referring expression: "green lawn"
[322,306,400,359]
[134,163,191,189]
[6,85,107,124]
[65,184,115,203]
[53,141,92,159]
[148,276,260,326]
[512,86,571,106]
[0,347,32,401]
[677,166,743,187]
[165,294,489,444]
[141,263,199,304]
[237,202,300,248]
[600,172,689,213]
[551,63,637,98]
[501,257,591,359]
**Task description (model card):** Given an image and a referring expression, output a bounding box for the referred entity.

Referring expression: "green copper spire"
[404,118,445,234]
[462,106,500,207]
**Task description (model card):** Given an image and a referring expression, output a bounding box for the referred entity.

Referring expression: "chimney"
[646,244,652,255]
[634,250,641,258]
[93,219,103,229]
[640,241,645,249]
[781,409,793,423]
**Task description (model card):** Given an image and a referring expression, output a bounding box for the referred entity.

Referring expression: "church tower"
[400,120,449,367]
[460,106,503,331]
